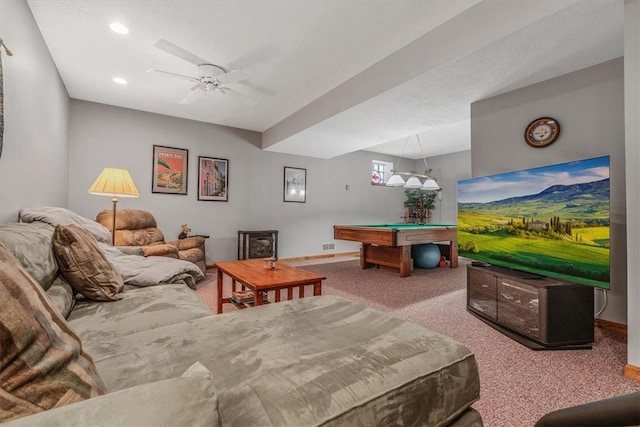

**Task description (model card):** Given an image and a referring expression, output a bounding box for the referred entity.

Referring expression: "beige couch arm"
[167,236,205,251]
[141,243,179,258]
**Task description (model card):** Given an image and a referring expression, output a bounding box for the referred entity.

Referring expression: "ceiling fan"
[148,39,258,106]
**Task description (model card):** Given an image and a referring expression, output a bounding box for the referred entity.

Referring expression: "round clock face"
[525,117,560,147]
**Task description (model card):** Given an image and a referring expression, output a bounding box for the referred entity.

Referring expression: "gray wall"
[469,58,626,326]
[68,100,406,262]
[418,150,471,224]
[0,0,69,224]
[624,0,640,374]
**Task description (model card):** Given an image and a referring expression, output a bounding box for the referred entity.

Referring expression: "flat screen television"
[457,156,610,289]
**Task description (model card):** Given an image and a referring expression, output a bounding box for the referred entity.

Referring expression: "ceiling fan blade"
[217,70,250,84]
[155,39,210,66]
[179,89,204,105]
[190,82,206,91]
[220,87,259,106]
[147,68,198,82]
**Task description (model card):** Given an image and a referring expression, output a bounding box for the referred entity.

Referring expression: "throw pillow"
[0,243,105,422]
[20,207,112,244]
[52,224,124,301]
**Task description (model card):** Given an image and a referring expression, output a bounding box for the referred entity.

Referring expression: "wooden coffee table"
[214,259,326,314]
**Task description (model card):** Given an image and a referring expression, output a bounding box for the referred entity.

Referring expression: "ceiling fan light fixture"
[151,39,259,106]
[198,64,226,79]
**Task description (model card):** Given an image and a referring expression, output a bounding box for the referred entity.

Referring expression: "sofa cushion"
[0,222,58,290]
[176,247,205,264]
[113,228,166,247]
[98,208,157,230]
[88,296,479,427]
[52,225,124,301]
[0,362,219,427]
[0,243,105,422]
[67,283,213,348]
[97,209,166,247]
[20,207,112,244]
[114,246,145,256]
[45,276,75,319]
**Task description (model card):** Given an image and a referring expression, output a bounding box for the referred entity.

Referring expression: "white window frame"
[372,160,394,186]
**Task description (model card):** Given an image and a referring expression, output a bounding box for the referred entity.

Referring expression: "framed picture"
[198,156,229,201]
[283,166,306,203]
[152,145,188,195]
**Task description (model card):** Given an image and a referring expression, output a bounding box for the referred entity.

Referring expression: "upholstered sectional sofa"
[0,208,483,426]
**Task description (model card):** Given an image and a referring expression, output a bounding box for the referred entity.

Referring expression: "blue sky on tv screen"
[458,156,610,204]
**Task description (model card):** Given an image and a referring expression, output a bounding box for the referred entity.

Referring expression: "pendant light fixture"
[385,134,440,191]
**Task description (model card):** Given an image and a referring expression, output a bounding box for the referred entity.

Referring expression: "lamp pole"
[111,196,118,245]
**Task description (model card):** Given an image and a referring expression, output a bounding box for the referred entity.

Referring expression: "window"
[372,160,393,186]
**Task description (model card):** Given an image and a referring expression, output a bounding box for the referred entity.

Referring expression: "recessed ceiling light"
[113,77,128,85]
[109,22,129,35]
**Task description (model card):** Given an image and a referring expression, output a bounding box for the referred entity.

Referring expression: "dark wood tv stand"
[466,264,594,350]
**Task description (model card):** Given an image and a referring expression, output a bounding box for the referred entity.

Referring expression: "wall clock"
[524,117,560,148]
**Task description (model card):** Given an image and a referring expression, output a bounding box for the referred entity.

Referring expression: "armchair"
[96,209,206,273]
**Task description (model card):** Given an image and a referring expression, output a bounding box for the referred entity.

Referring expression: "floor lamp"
[88,168,140,245]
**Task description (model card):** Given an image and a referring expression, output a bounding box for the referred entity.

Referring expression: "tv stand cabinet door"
[497,280,540,339]
[467,267,497,319]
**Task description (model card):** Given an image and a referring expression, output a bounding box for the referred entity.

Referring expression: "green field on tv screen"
[457,156,611,289]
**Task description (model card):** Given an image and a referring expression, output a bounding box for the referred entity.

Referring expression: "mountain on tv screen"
[457,156,610,289]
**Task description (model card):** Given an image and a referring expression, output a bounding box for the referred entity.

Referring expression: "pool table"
[333,223,458,277]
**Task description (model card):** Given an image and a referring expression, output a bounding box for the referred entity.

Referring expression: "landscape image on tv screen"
[457,156,610,289]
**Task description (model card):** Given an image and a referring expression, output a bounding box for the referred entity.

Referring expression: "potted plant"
[403,188,436,223]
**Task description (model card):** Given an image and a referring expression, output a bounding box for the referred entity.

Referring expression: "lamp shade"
[385,174,406,187]
[422,178,441,191]
[404,176,423,188]
[88,168,140,198]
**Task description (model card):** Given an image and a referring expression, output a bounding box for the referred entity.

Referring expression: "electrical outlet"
[322,243,335,250]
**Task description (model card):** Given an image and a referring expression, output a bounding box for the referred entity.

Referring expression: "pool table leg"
[450,240,458,268]
[360,244,368,270]
[360,243,414,277]
[399,246,412,277]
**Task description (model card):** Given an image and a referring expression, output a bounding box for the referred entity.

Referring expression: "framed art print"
[198,156,229,201]
[152,145,188,195]
[283,166,306,203]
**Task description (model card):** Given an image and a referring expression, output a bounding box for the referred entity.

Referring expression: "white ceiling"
[27,0,623,160]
